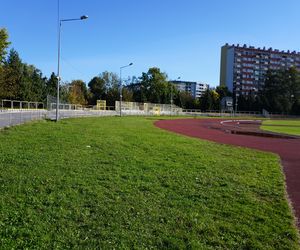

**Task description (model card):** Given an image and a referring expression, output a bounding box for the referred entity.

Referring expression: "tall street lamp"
[119,63,133,117]
[234,85,239,115]
[170,77,181,115]
[235,93,238,115]
[56,15,88,122]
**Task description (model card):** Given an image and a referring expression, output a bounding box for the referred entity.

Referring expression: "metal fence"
[182,109,262,117]
[115,101,183,115]
[0,109,120,129]
[1,99,44,110]
[3,97,300,130]
[47,110,118,120]
[2,108,300,130]
[47,95,116,111]
[0,110,47,129]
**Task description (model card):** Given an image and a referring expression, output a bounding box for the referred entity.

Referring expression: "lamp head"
[80,15,89,20]
[129,63,133,66]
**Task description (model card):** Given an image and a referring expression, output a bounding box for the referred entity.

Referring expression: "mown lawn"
[0,117,299,249]
[261,119,300,136]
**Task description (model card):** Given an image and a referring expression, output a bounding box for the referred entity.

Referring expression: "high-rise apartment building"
[170,80,209,98]
[220,43,300,97]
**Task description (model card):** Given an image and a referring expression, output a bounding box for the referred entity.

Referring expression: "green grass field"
[0,117,299,249]
[261,119,300,136]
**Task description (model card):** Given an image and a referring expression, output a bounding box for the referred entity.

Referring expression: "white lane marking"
[220,120,262,125]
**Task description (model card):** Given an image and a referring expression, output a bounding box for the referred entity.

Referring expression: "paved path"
[155,118,300,226]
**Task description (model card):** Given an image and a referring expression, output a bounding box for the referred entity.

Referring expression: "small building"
[221,97,233,112]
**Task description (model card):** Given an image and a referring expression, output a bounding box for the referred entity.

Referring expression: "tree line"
[1,28,300,114]
[0,29,179,108]
[0,28,221,109]
[0,29,56,103]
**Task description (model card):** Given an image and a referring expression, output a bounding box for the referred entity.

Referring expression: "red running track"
[155,118,300,226]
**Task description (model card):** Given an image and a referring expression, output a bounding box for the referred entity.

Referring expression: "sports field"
[261,119,300,136]
[0,117,299,249]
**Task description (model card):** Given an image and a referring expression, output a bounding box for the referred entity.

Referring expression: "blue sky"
[1,0,300,87]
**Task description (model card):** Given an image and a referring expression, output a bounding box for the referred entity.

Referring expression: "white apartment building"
[170,80,209,98]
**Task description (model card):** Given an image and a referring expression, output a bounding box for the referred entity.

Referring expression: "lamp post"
[170,77,181,115]
[235,93,238,115]
[234,85,239,116]
[119,63,133,117]
[56,15,88,122]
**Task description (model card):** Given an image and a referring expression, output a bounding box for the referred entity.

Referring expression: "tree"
[122,88,133,102]
[199,89,213,111]
[259,68,300,114]
[0,29,52,103]
[0,28,10,64]
[21,65,46,101]
[60,83,70,103]
[0,28,10,99]
[291,99,300,115]
[88,76,106,104]
[106,87,119,107]
[29,67,47,102]
[127,83,144,103]
[178,91,197,109]
[46,72,58,97]
[0,48,48,102]
[216,85,232,100]
[126,76,149,103]
[68,80,87,105]
[100,71,119,90]
[211,90,220,110]
[88,71,120,107]
[139,67,170,103]
[199,89,220,111]
[1,49,23,99]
